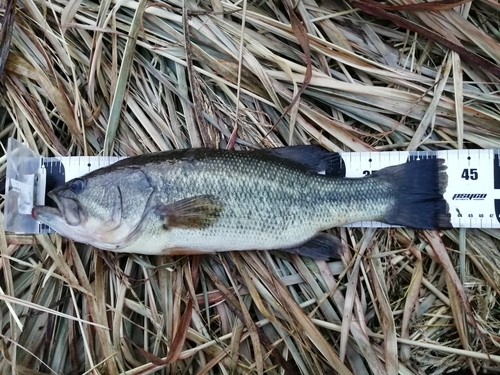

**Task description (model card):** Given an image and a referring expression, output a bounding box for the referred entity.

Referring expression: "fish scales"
[32,146,450,259]
[133,150,385,251]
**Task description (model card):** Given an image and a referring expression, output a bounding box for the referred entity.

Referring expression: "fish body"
[32,146,450,259]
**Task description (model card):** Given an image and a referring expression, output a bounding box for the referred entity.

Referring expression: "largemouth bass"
[32,146,450,259]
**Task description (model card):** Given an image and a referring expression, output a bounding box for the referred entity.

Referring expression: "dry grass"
[1,0,500,374]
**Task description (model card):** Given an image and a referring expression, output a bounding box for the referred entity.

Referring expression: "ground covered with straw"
[1,0,500,374]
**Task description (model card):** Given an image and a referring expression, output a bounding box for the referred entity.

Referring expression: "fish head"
[33,169,154,249]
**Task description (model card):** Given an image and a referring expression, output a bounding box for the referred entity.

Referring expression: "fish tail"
[379,158,451,229]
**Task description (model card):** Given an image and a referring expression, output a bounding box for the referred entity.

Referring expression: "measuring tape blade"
[4,138,500,234]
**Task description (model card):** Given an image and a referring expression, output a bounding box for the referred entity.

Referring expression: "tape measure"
[4,138,500,234]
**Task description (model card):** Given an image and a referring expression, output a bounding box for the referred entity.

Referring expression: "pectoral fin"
[157,195,223,229]
[281,233,343,260]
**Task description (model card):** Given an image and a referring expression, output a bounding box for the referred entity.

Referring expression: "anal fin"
[281,233,343,260]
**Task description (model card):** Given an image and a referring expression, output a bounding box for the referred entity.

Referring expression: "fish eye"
[69,179,86,194]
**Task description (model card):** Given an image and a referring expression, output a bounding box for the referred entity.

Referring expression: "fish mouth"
[32,205,64,220]
[31,205,65,230]
[31,190,65,225]
[32,203,93,247]
[33,191,84,227]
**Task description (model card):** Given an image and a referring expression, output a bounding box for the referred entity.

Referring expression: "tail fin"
[377,158,451,229]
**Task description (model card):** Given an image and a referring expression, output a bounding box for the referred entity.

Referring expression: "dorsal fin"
[261,145,346,177]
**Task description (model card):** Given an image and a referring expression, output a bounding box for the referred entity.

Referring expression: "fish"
[32,145,451,259]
